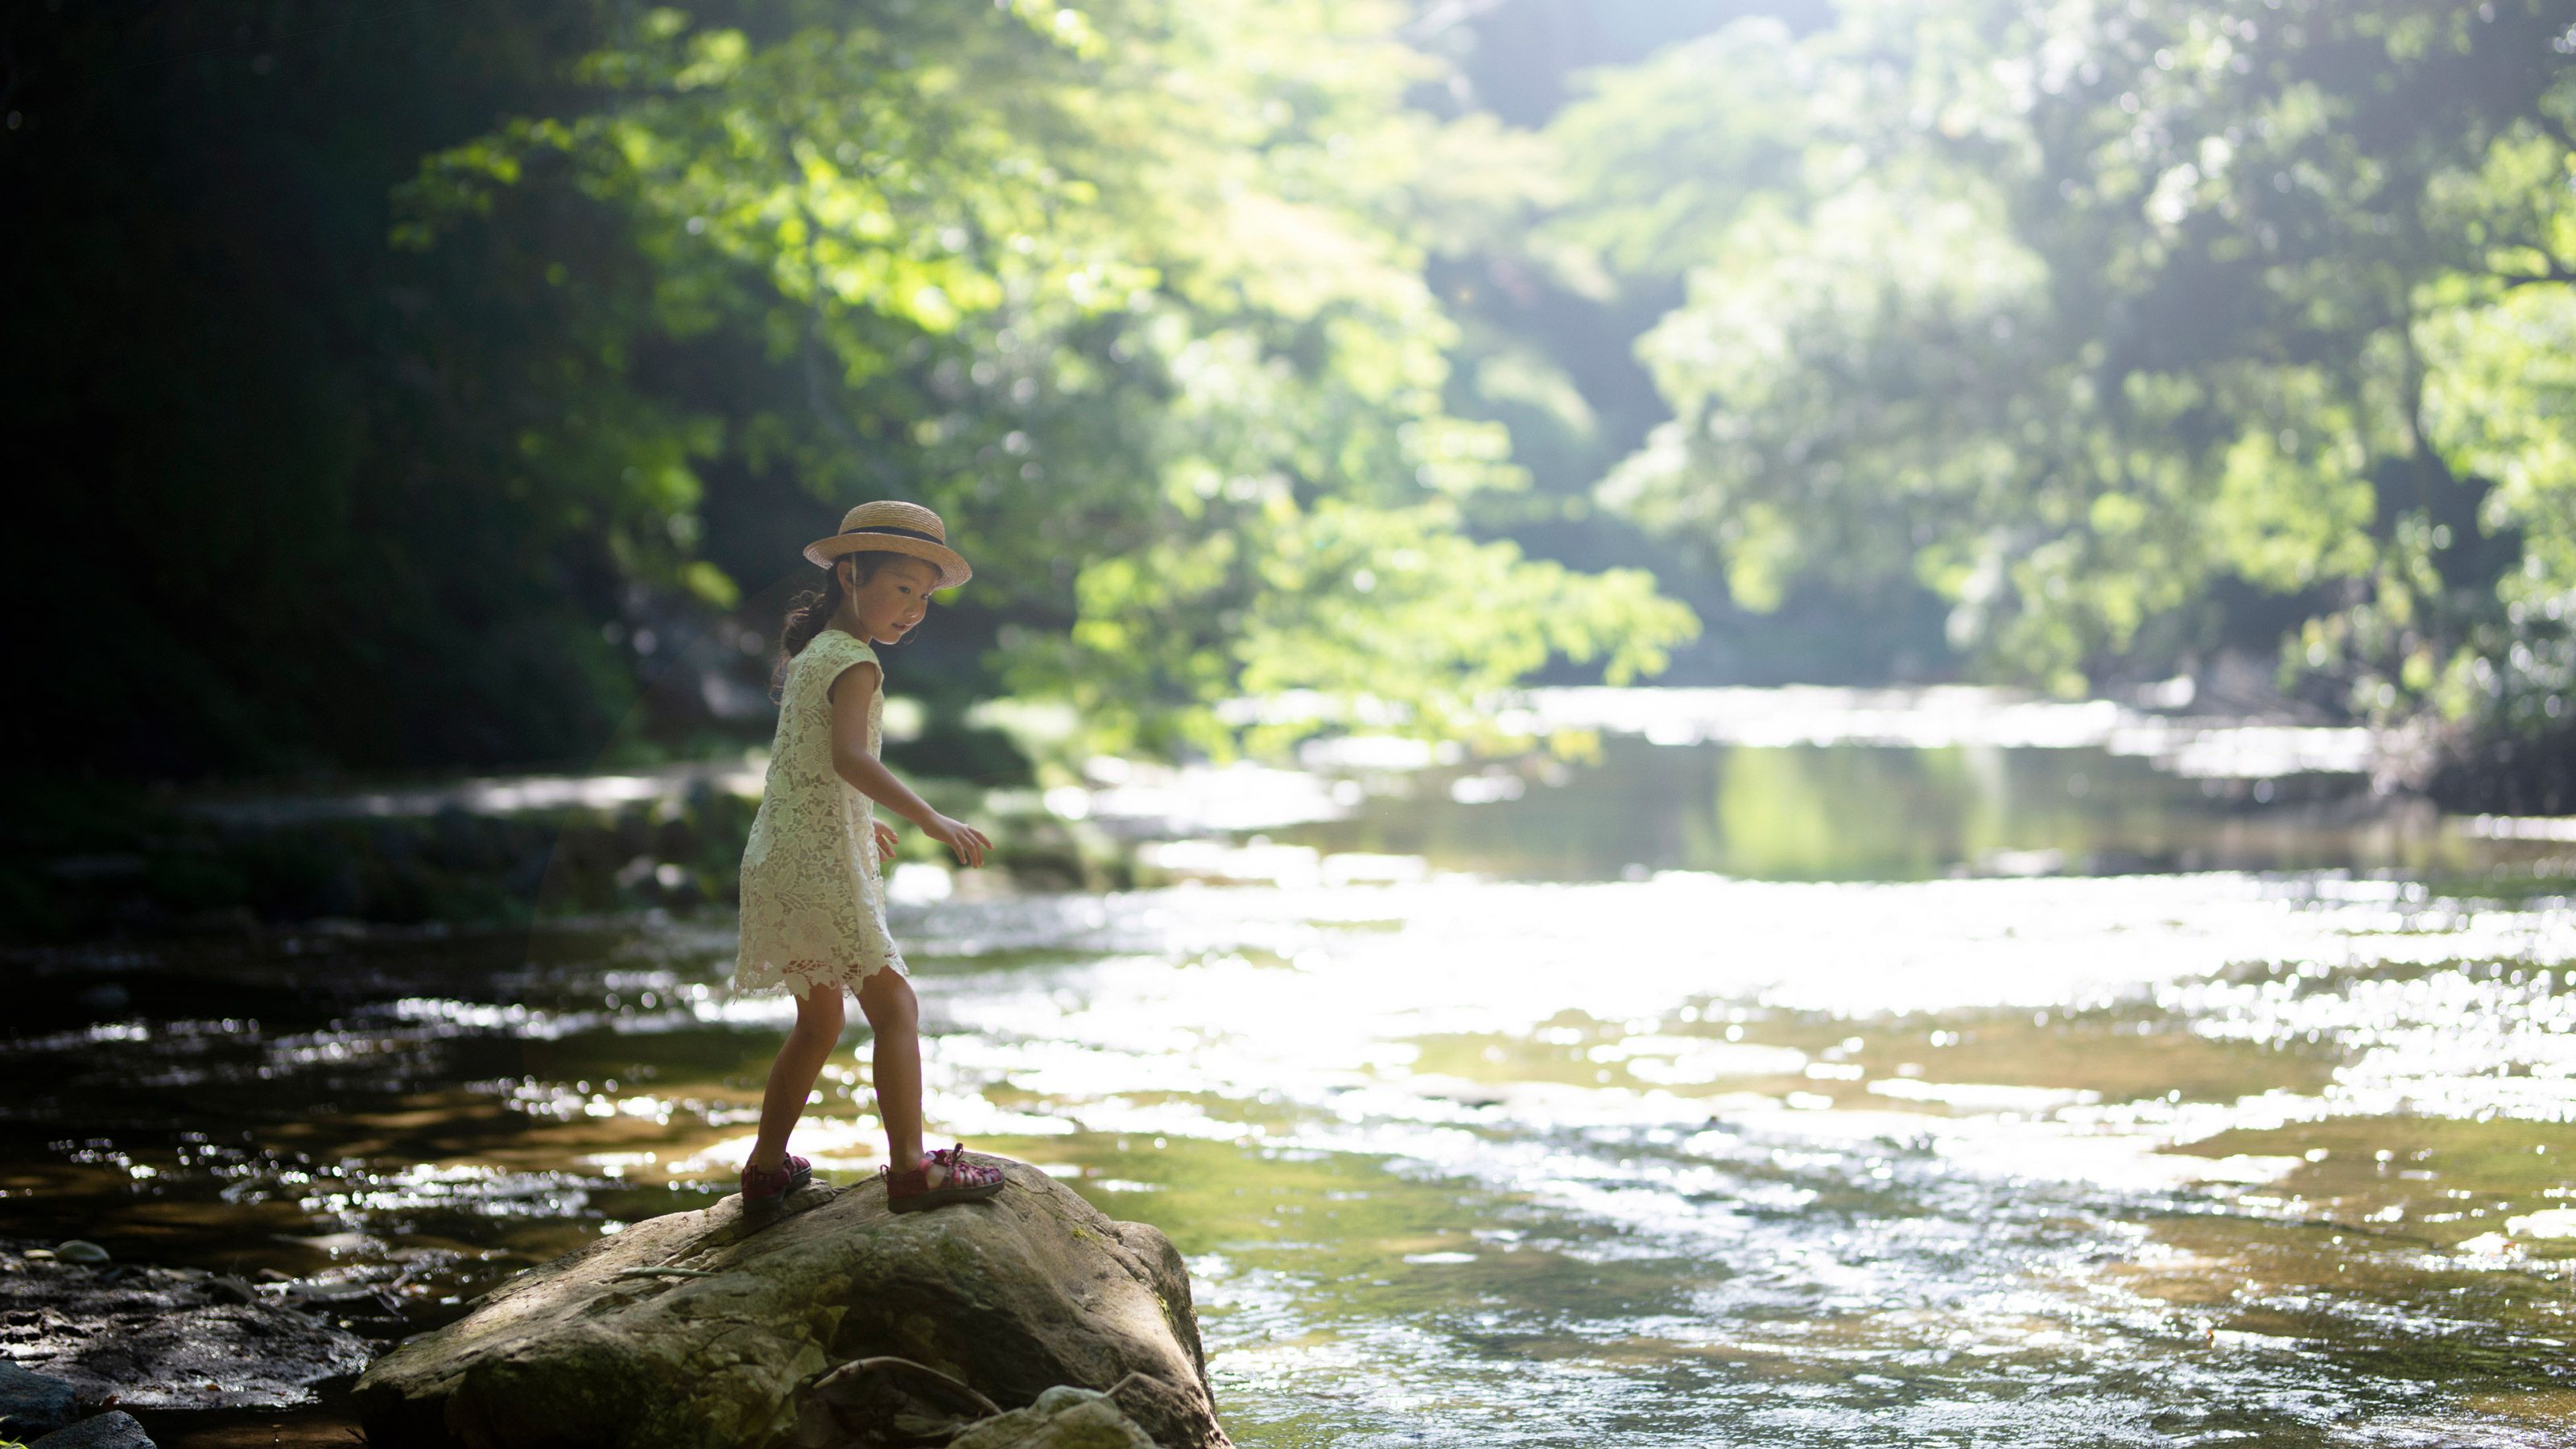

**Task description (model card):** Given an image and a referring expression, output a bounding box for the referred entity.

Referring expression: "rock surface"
[353,1157,1228,1449]
[0,1245,373,1410]
[29,1409,157,1448]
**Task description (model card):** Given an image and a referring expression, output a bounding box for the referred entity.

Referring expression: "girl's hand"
[873,819,899,861]
[925,814,991,869]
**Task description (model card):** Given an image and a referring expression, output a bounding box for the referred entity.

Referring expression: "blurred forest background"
[5,0,2573,796]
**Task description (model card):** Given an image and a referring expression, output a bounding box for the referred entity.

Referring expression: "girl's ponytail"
[773,555,890,698]
[773,568,842,700]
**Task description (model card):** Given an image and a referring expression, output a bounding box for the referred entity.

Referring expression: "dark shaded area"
[0,4,1050,800]
[2431,717,2576,817]
[2,3,645,782]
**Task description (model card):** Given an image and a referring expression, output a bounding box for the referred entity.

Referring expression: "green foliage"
[4,0,1694,788]
[394,0,1697,759]
[1015,494,1690,757]
[1560,0,2576,727]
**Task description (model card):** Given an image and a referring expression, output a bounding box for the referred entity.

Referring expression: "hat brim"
[803,534,972,590]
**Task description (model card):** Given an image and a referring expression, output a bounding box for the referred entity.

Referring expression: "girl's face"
[842,555,943,646]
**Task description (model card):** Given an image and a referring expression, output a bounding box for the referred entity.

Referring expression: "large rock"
[0,1245,373,1410]
[353,1158,1228,1449]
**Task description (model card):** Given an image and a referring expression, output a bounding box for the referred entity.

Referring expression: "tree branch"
[2496,261,2576,291]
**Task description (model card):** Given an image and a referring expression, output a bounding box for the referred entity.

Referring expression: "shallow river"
[7,693,2575,1447]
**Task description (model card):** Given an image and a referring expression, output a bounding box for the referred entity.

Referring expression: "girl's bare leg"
[857,968,924,1169]
[748,985,846,1172]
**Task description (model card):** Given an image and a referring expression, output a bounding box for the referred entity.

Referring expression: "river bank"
[0,763,1125,944]
[10,687,2572,945]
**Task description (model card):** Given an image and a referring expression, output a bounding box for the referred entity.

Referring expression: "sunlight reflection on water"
[638,872,2575,1443]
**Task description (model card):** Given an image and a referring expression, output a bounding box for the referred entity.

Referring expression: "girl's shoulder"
[815,629,879,664]
[799,630,881,692]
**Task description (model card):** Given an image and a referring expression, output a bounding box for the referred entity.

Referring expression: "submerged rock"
[790,1367,1166,1449]
[0,1243,373,1410]
[353,1156,1228,1449]
[946,1383,1157,1449]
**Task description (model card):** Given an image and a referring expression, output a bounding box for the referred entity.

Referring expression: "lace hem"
[735,952,906,998]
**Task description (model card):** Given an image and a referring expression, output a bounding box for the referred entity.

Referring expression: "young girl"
[734,500,1008,1213]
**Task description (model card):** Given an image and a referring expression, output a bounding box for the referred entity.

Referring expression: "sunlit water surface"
[7,697,2576,1447]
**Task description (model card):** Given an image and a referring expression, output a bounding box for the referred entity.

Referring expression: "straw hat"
[802,500,972,589]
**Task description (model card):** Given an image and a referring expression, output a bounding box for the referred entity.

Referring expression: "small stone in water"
[54,1241,110,1265]
[24,1407,156,1447]
[0,1360,81,1437]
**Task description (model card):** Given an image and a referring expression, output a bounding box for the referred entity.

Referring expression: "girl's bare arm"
[829,662,989,866]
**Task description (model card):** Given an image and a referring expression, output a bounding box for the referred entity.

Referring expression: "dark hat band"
[843,525,944,544]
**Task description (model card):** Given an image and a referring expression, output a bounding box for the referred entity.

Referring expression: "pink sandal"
[741,1153,813,1205]
[882,1143,1007,1213]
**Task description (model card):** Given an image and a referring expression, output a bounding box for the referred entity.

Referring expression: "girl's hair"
[774,552,894,696]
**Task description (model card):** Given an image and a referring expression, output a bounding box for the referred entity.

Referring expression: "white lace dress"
[734,629,906,996]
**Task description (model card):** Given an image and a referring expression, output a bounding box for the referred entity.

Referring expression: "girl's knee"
[858,970,917,1030]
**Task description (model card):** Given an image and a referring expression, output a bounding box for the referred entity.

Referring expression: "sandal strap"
[742,1153,812,1200]
[938,1152,1004,1188]
[883,1144,1005,1193]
